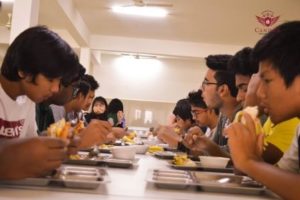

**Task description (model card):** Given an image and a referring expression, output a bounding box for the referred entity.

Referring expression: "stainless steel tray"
[154,151,176,159]
[0,166,110,189]
[64,152,139,168]
[168,161,234,173]
[105,158,139,168]
[64,152,109,166]
[163,146,179,152]
[146,169,195,189]
[147,169,265,195]
[191,171,265,195]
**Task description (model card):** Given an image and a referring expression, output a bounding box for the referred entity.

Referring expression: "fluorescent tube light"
[112,6,167,18]
[0,0,14,2]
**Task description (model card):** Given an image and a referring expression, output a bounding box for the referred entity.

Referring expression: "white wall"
[0,45,8,66]
[92,54,207,103]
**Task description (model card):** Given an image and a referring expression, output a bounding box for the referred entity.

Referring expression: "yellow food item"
[47,119,71,140]
[174,127,181,135]
[99,144,113,149]
[122,135,134,144]
[148,145,164,153]
[173,155,196,166]
[127,132,137,140]
[234,106,263,134]
[69,154,81,160]
[73,120,84,135]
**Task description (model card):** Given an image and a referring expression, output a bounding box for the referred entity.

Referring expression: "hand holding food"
[47,118,82,155]
[47,119,71,140]
[156,126,182,148]
[233,106,263,134]
[78,119,112,149]
[184,126,204,146]
[0,137,66,180]
[225,113,264,170]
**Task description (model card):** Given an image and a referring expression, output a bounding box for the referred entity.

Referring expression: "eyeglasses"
[191,109,207,117]
[201,79,218,89]
[72,85,80,98]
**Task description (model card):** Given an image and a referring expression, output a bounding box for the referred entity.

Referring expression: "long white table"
[0,154,278,200]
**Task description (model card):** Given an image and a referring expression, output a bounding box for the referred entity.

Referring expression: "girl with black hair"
[85,96,108,123]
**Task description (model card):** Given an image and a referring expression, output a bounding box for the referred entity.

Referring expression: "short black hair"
[76,80,90,98]
[228,47,258,76]
[253,21,300,87]
[172,98,194,122]
[188,90,207,109]
[214,70,238,97]
[108,98,124,113]
[188,90,219,115]
[81,74,99,91]
[205,55,233,71]
[1,26,80,84]
[92,96,108,112]
[90,96,108,120]
[61,64,86,87]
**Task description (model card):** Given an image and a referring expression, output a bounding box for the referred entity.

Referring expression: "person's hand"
[184,134,216,153]
[67,135,81,155]
[105,132,117,144]
[224,113,264,170]
[0,137,67,180]
[182,126,204,148]
[111,127,127,139]
[78,119,112,149]
[156,125,182,148]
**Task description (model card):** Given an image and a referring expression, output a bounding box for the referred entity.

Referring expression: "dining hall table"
[0,154,279,200]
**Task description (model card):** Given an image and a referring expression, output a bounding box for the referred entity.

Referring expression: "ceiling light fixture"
[112,5,168,18]
[0,0,14,3]
[121,53,157,59]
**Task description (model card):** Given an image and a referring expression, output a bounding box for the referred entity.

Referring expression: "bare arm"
[0,137,66,180]
[225,113,300,200]
[183,127,230,157]
[78,120,111,148]
[241,159,300,200]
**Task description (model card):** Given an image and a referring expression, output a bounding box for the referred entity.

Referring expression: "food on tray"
[128,131,137,139]
[47,118,71,140]
[69,154,82,160]
[122,131,137,144]
[47,118,84,140]
[99,144,114,149]
[172,155,196,166]
[234,106,263,134]
[73,120,85,135]
[148,145,164,153]
[122,135,134,144]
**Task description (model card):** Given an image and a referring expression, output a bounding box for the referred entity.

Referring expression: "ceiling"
[2,0,300,58]
[71,0,299,45]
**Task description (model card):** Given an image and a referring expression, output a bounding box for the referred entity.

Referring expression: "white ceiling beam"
[10,0,39,43]
[56,0,90,45]
[90,35,244,58]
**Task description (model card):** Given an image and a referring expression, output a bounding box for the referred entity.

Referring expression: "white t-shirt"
[0,84,37,139]
[205,127,217,140]
[277,125,300,173]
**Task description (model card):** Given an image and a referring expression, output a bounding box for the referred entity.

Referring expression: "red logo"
[256,10,280,27]
[255,10,280,35]
[0,118,25,138]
